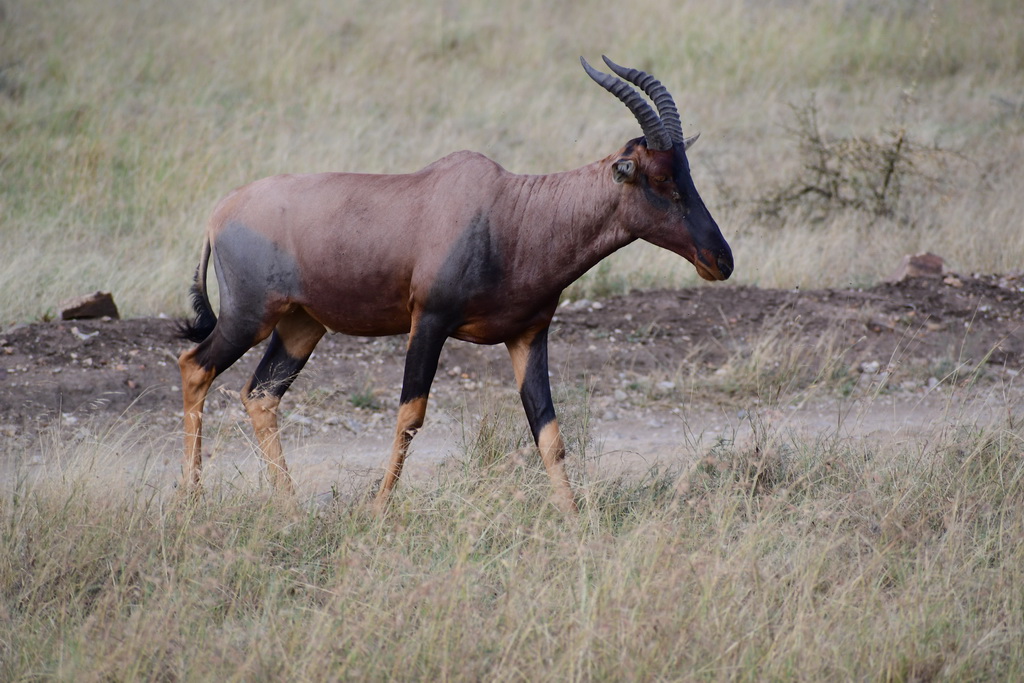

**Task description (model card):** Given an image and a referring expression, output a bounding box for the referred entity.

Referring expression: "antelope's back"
[205,153,511,336]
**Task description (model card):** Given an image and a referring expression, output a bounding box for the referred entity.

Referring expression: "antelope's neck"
[501,161,633,293]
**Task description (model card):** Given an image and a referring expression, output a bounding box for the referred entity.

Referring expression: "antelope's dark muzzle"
[697,247,734,281]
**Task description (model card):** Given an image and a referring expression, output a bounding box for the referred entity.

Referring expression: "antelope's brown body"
[178,57,733,512]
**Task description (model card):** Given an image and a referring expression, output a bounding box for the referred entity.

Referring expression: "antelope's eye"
[651,175,668,183]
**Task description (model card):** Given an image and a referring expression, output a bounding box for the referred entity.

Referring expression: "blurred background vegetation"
[1,0,1022,322]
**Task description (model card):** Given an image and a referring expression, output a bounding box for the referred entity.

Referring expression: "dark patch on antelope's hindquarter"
[214,221,301,311]
[425,212,503,315]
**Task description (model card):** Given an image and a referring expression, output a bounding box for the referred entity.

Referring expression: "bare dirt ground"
[2,272,1023,500]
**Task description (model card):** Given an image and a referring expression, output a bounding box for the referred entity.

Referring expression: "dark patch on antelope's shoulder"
[213,221,301,323]
[425,211,503,314]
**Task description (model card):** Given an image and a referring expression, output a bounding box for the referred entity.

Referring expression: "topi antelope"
[178,56,733,512]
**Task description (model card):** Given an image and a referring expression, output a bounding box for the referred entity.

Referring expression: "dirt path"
[3,273,1023,497]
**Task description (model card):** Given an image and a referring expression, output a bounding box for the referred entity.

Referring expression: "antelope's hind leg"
[506,327,578,513]
[179,330,261,495]
[242,307,326,493]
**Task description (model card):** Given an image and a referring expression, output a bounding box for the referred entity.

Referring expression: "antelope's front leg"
[373,313,450,514]
[506,327,578,513]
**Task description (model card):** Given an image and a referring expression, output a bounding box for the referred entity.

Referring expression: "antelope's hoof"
[176,480,203,505]
[370,492,392,517]
[553,491,579,515]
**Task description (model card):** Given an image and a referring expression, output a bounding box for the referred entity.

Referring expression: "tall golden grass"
[1,0,1022,322]
[2,402,1022,679]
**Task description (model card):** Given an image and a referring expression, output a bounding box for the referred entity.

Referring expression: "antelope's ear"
[612,159,636,184]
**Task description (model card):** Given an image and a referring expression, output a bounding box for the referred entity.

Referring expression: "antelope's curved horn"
[580,56,672,151]
[600,55,684,145]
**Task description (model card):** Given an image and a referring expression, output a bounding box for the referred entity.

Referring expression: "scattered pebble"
[70,326,99,341]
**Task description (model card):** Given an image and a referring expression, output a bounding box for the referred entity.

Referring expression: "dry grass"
[2,316,1022,679]
[1,0,1023,321]
[3,2,1024,677]
[2,398,1023,680]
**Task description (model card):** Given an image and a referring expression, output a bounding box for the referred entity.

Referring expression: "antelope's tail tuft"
[177,237,217,344]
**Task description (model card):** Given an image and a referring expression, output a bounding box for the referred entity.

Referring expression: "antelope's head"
[583,56,733,282]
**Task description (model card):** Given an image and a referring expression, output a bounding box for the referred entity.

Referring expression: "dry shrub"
[754,96,968,227]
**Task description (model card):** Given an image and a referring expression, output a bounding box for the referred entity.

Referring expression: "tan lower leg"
[537,420,578,513]
[179,353,216,494]
[243,394,294,494]
[182,407,204,489]
[374,397,427,512]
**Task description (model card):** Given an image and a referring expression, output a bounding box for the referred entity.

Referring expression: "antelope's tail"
[177,236,217,344]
